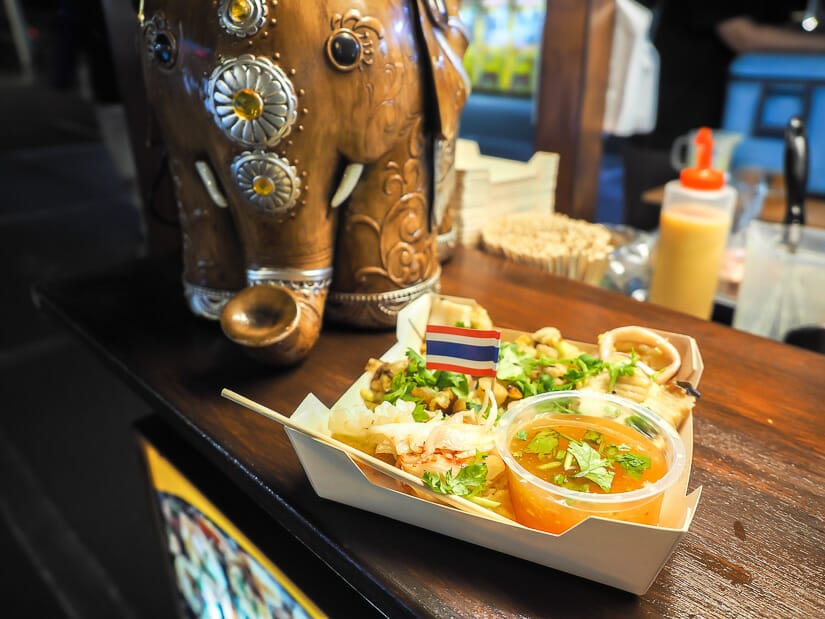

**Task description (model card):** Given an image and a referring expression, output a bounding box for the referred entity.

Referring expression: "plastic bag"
[603,0,659,136]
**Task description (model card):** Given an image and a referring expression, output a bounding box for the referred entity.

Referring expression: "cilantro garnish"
[495,346,638,398]
[437,370,470,398]
[567,440,615,492]
[558,354,604,386]
[382,349,469,418]
[626,415,656,438]
[606,349,639,390]
[515,430,528,441]
[422,454,488,497]
[411,403,430,422]
[496,344,540,397]
[614,453,651,479]
[524,430,559,457]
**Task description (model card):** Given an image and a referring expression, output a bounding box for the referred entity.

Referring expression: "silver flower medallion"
[218,0,267,38]
[231,151,301,214]
[207,55,298,147]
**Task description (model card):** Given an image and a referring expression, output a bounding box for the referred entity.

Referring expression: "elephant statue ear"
[414,0,471,141]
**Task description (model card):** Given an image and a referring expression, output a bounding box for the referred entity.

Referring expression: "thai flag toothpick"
[425,325,501,377]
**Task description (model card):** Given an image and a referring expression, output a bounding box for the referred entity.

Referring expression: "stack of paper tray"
[454,139,559,247]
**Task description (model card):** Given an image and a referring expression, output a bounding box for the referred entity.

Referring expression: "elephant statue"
[139,0,469,364]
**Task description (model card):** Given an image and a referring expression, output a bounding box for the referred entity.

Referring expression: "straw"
[220,388,519,526]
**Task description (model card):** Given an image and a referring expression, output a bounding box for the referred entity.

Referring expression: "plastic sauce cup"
[495,391,686,534]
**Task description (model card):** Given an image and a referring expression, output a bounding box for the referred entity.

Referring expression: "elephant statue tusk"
[195,160,229,208]
[330,163,364,208]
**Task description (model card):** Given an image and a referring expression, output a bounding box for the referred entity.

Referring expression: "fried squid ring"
[598,326,681,384]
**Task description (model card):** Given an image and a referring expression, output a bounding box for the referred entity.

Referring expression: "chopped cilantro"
[382,348,469,419]
[422,455,488,497]
[627,415,656,438]
[537,461,562,470]
[515,430,528,441]
[558,354,604,386]
[567,440,614,492]
[607,349,639,390]
[543,399,580,415]
[524,430,559,457]
[496,344,540,397]
[411,403,429,423]
[496,347,639,399]
[436,370,470,398]
[614,453,651,479]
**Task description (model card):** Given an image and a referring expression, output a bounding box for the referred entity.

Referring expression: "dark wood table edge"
[31,279,418,619]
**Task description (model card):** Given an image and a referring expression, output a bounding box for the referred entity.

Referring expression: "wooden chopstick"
[221,389,518,525]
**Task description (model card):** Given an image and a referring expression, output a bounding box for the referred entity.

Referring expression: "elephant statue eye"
[142,13,177,69]
[153,32,176,66]
[327,31,362,71]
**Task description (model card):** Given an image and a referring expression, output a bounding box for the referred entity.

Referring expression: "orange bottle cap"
[680,127,724,190]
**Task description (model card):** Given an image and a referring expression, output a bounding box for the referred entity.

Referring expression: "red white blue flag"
[425,325,501,377]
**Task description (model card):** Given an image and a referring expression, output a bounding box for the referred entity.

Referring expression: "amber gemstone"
[228,0,252,23]
[252,175,275,196]
[232,88,263,120]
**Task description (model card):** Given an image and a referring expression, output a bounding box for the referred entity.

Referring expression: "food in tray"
[357,324,695,430]
[326,303,696,531]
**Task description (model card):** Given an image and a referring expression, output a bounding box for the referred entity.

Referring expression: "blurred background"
[0,1,173,616]
[0,0,823,615]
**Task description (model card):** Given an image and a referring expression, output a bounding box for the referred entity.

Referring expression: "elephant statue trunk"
[220,283,317,365]
[139,0,469,364]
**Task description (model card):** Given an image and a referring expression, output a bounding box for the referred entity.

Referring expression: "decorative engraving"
[365,61,405,152]
[247,267,332,294]
[207,55,298,147]
[326,268,440,327]
[325,10,384,72]
[183,281,237,320]
[231,151,301,214]
[346,116,434,289]
[218,0,267,38]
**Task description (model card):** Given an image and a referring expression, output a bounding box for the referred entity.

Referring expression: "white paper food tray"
[286,295,703,594]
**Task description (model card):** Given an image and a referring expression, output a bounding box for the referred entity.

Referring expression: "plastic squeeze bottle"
[648,128,738,319]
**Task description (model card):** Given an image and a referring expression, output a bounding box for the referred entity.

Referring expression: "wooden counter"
[33,247,825,617]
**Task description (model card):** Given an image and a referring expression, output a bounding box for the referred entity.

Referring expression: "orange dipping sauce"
[496,393,685,535]
[509,416,667,495]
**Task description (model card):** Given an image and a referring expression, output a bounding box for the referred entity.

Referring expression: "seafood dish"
[323,297,698,529]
